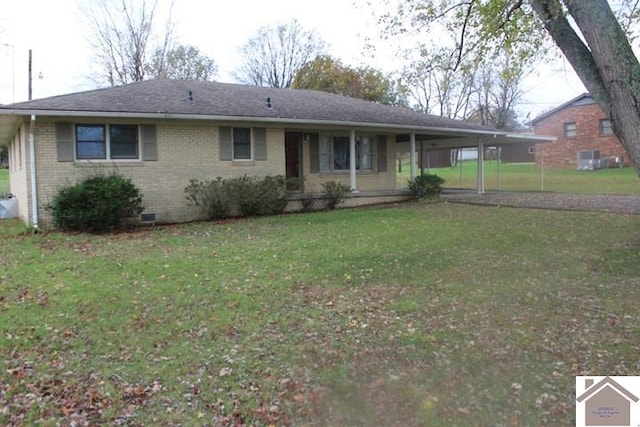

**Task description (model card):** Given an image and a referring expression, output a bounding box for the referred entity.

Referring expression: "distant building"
[529,93,628,169]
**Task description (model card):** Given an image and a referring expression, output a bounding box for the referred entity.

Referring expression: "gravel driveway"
[441,190,640,215]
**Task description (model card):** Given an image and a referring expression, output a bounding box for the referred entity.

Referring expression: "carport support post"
[477,138,485,194]
[410,133,416,180]
[349,129,357,192]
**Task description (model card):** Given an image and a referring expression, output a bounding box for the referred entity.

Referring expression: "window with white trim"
[76,124,139,160]
[319,134,374,172]
[599,119,613,136]
[563,122,577,138]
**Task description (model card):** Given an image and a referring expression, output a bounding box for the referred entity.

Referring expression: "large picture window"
[76,124,139,160]
[319,134,374,172]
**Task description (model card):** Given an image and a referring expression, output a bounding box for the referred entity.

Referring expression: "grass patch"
[399,160,640,195]
[0,168,8,194]
[1,204,640,425]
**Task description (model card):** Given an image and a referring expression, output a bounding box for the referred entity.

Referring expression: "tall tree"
[292,55,404,105]
[471,53,528,130]
[147,45,218,81]
[371,0,640,175]
[233,19,327,88]
[82,0,174,86]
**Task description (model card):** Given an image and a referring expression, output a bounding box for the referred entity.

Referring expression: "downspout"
[29,114,38,228]
[349,129,357,192]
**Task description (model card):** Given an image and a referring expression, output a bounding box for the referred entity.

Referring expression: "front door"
[285,133,302,191]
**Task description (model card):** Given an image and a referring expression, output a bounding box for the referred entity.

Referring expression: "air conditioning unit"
[577,150,601,170]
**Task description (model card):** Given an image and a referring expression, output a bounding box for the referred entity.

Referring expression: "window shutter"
[219,127,232,161]
[56,123,74,162]
[254,128,267,160]
[309,133,319,173]
[377,135,387,173]
[141,125,157,161]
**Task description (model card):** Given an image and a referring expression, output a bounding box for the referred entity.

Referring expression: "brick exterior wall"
[533,101,628,169]
[9,118,400,227]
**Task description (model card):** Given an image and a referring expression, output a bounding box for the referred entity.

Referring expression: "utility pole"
[28,49,32,100]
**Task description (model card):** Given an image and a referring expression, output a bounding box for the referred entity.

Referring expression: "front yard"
[1,202,640,425]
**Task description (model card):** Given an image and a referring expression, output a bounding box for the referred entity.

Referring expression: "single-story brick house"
[0,79,549,227]
[529,93,628,169]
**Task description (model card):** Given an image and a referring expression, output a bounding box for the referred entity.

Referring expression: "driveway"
[441,190,640,215]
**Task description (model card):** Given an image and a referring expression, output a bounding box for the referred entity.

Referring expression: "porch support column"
[409,133,416,180]
[349,129,358,192]
[477,138,485,195]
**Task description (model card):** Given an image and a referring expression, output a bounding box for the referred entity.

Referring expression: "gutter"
[29,114,38,228]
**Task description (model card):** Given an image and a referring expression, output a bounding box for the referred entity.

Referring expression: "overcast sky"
[0,0,586,118]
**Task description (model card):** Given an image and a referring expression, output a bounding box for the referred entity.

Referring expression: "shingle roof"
[528,93,595,125]
[0,79,496,133]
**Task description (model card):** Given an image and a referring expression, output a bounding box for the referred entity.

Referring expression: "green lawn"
[0,168,8,194]
[399,161,640,195]
[2,204,640,425]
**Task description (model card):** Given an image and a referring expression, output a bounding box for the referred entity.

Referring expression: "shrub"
[321,181,350,210]
[185,177,231,220]
[408,173,445,201]
[299,193,316,212]
[185,175,288,220]
[46,174,143,233]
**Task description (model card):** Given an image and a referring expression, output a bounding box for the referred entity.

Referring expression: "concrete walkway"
[441,190,640,215]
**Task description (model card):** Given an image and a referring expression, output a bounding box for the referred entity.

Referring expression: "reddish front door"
[285,133,302,190]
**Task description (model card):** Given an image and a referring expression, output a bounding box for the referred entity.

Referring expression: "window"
[233,127,251,160]
[319,134,374,172]
[564,122,577,138]
[76,124,139,160]
[600,119,613,136]
[528,145,535,155]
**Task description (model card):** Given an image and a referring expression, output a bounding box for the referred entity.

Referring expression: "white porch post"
[540,143,545,192]
[350,129,358,192]
[477,138,485,195]
[409,132,416,180]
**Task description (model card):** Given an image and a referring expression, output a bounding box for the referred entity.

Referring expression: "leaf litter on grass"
[1,204,640,425]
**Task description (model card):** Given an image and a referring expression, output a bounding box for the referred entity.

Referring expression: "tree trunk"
[529,0,640,175]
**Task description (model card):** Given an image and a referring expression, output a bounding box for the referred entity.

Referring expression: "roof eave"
[0,108,508,138]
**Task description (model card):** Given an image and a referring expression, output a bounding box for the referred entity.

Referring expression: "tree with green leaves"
[233,19,327,88]
[292,55,404,105]
[372,0,640,175]
[147,45,218,81]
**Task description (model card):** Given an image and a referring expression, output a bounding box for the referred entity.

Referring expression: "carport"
[396,132,555,194]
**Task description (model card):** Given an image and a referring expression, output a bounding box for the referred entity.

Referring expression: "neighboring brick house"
[0,79,549,227]
[530,93,628,169]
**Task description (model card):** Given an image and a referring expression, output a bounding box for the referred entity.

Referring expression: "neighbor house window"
[76,124,139,160]
[233,127,252,160]
[563,122,577,138]
[600,119,613,136]
[319,134,374,172]
[528,146,535,155]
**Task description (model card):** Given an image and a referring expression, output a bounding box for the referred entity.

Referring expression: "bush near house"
[408,173,445,201]
[321,181,350,210]
[185,175,288,220]
[45,174,143,233]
